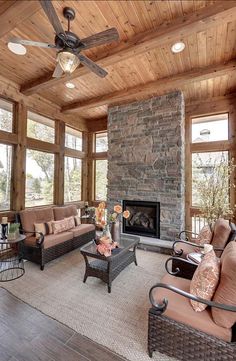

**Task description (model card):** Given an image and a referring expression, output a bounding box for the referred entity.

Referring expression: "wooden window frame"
[185,104,236,231]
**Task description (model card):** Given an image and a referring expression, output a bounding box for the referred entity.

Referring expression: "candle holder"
[1,223,8,240]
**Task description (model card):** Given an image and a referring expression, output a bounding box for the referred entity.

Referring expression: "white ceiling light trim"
[171,42,185,53]
[65,82,75,89]
[8,42,27,55]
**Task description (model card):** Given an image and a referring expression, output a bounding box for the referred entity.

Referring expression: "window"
[64,157,81,202]
[95,132,108,152]
[25,149,54,207]
[27,111,55,143]
[0,144,12,210]
[65,126,82,151]
[188,112,232,233]
[192,113,228,143]
[95,159,108,200]
[0,98,13,133]
[192,151,229,206]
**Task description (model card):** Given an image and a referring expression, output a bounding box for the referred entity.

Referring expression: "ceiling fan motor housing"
[55,31,80,49]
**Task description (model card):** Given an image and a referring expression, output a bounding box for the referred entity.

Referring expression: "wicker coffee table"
[80,234,140,293]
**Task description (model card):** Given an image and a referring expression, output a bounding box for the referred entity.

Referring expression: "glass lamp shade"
[57,51,80,74]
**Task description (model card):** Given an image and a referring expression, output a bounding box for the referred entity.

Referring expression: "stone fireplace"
[107,91,185,241]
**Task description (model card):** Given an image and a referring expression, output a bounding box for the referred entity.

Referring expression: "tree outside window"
[0,144,12,210]
[25,150,54,207]
[64,157,81,202]
[95,159,108,201]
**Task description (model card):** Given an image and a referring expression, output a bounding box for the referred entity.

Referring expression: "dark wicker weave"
[80,235,139,293]
[22,230,95,270]
[148,283,236,360]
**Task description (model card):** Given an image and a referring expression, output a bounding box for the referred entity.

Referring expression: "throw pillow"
[211,241,236,328]
[211,219,231,256]
[195,225,212,246]
[65,216,75,230]
[52,219,68,234]
[190,250,220,312]
[74,215,81,226]
[34,221,53,239]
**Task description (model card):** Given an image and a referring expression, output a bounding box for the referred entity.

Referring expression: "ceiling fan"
[8,0,119,79]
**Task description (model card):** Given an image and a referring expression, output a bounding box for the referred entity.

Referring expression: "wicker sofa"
[20,205,95,270]
[148,240,236,361]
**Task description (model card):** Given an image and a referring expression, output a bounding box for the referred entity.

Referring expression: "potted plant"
[8,223,20,240]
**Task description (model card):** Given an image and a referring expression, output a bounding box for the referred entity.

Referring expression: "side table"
[0,234,26,282]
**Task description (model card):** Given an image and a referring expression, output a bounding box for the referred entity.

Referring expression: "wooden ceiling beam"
[61,60,236,113]
[0,1,41,38]
[21,1,236,96]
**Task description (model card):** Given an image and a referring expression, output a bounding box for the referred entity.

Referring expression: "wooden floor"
[0,287,127,361]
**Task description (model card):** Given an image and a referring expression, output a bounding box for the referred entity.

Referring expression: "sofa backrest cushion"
[53,205,78,220]
[211,241,236,328]
[195,225,212,246]
[211,218,231,256]
[20,207,54,235]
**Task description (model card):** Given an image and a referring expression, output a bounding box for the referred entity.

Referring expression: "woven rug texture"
[2,249,177,361]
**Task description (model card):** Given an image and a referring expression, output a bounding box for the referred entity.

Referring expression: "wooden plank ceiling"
[0,0,235,121]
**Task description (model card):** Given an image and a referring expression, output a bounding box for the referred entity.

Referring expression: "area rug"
[2,249,177,361]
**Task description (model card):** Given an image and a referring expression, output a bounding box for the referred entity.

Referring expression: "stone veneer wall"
[107,91,185,241]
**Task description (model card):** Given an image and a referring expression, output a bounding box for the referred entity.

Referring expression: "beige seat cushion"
[152,273,231,342]
[20,207,54,235]
[190,250,220,312]
[43,231,73,249]
[71,224,95,238]
[53,205,78,221]
[211,218,231,250]
[212,241,236,328]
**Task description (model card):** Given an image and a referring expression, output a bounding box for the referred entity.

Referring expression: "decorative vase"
[102,224,112,240]
[111,221,120,243]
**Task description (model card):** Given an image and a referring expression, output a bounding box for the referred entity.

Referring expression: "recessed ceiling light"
[8,42,27,55]
[171,42,185,53]
[65,82,75,89]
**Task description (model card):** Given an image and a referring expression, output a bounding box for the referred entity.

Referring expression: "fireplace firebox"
[122,200,160,238]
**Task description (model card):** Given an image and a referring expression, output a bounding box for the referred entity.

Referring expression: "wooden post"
[12,101,27,211]
[54,120,65,205]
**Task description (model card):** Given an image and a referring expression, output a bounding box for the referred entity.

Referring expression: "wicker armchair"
[148,240,236,361]
[148,282,236,360]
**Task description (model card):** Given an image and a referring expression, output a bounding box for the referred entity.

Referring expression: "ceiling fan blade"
[52,63,64,78]
[80,28,119,50]
[9,37,56,49]
[39,0,66,36]
[78,54,108,78]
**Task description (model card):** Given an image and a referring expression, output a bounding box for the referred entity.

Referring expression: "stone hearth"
[107,91,185,241]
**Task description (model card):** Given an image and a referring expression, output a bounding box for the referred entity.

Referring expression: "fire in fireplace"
[122,200,160,238]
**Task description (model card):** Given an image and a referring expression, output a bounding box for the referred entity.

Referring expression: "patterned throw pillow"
[52,219,68,234]
[34,221,53,239]
[190,250,220,312]
[65,216,75,230]
[195,225,212,246]
[74,215,81,226]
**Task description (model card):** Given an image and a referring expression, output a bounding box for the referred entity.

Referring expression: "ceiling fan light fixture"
[8,42,27,55]
[57,50,80,74]
[171,42,185,53]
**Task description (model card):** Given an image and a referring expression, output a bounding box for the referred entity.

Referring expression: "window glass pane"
[95,159,108,200]
[192,114,228,143]
[192,151,228,206]
[26,150,54,207]
[64,157,81,202]
[0,98,13,133]
[0,144,12,210]
[27,111,55,143]
[95,132,108,152]
[65,126,82,151]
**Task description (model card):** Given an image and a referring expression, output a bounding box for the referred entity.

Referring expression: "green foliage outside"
[96,160,108,200]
